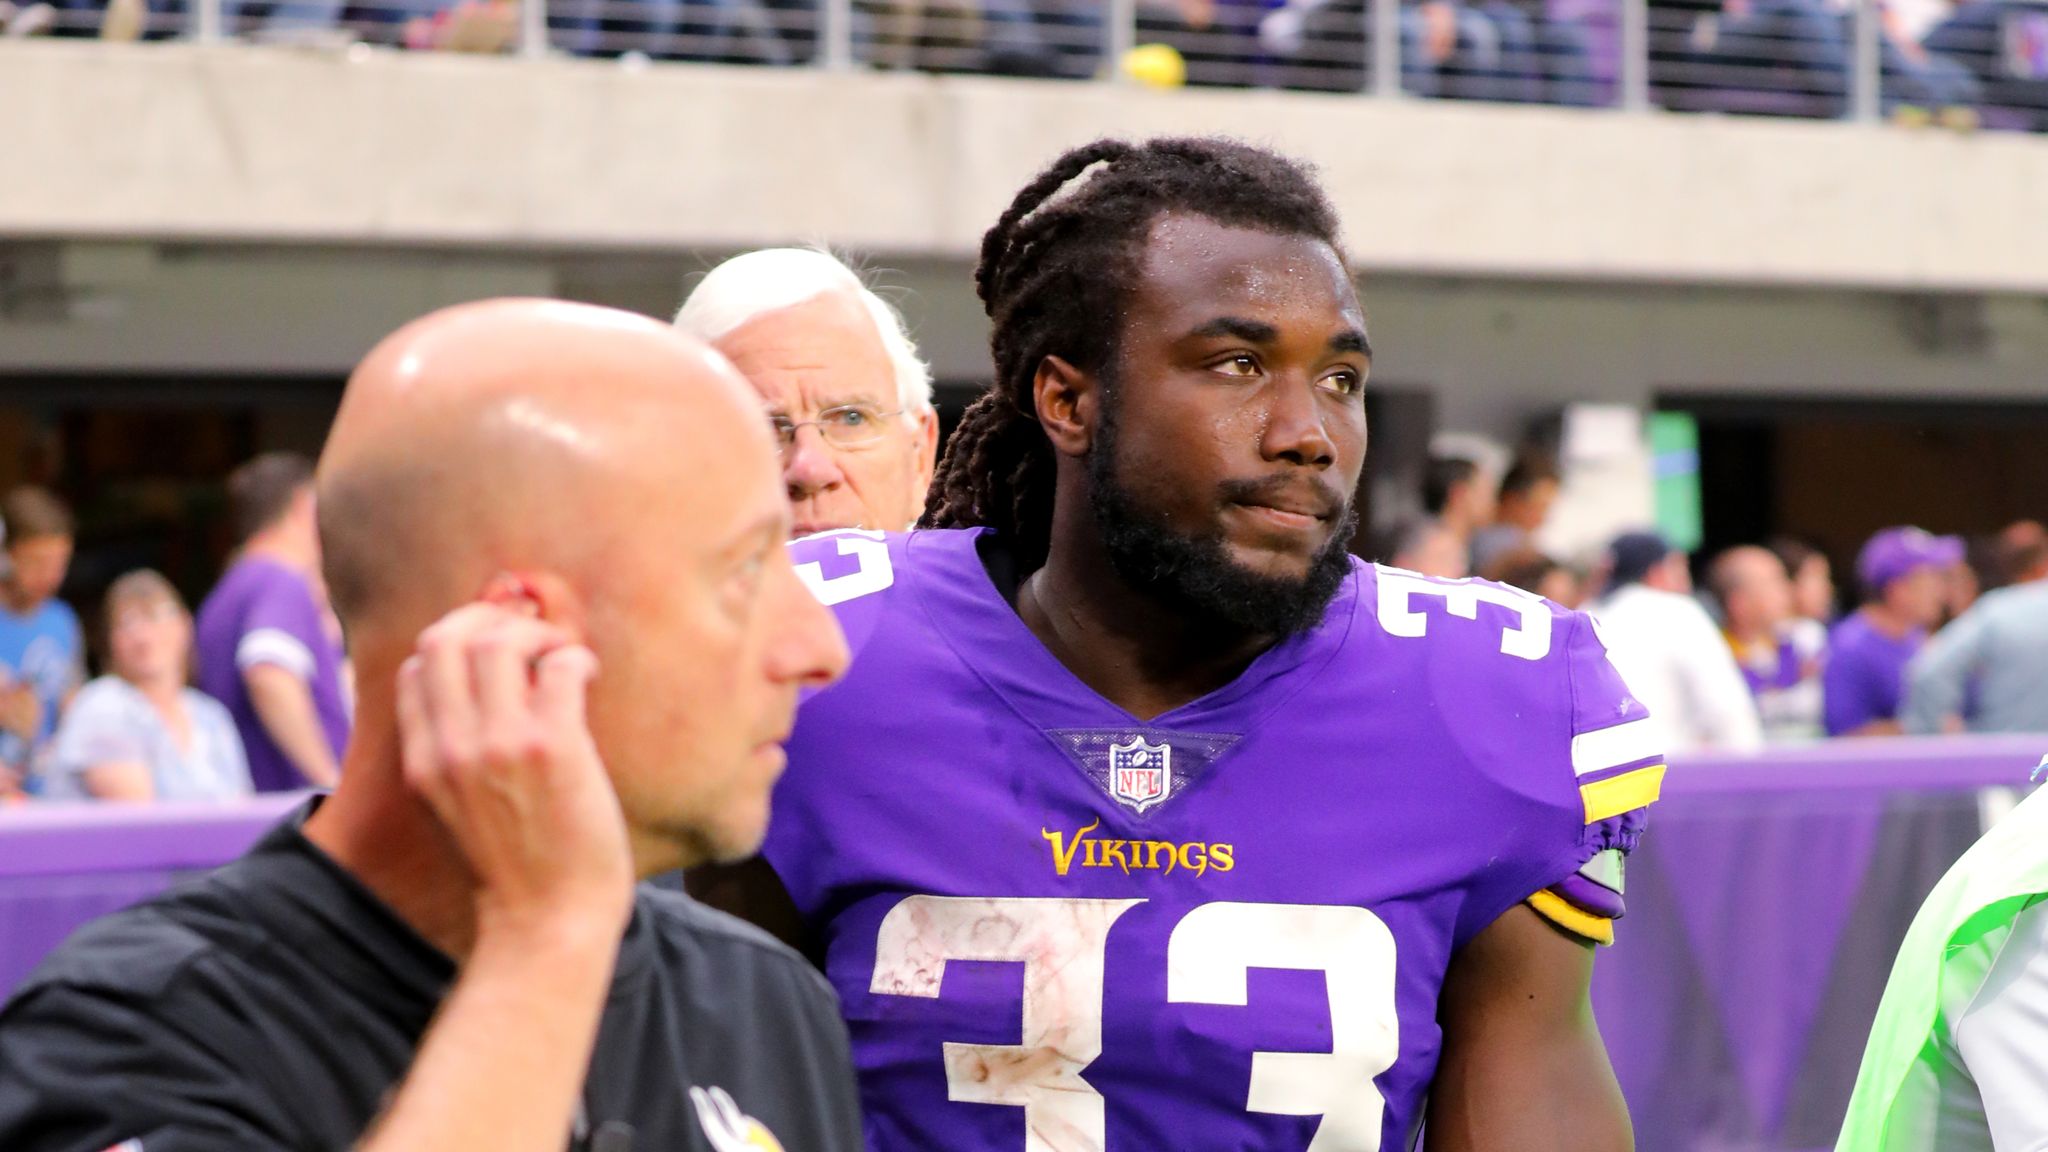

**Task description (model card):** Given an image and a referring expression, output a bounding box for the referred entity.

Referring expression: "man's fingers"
[416,624,482,774]
[393,656,446,799]
[469,617,574,757]
[532,645,599,735]
[413,600,523,647]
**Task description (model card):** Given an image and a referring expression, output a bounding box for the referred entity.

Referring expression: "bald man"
[1711,544,1827,742]
[0,301,860,1152]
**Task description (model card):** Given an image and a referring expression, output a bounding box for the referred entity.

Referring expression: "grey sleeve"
[1904,610,1988,735]
[0,984,294,1152]
[776,964,866,1152]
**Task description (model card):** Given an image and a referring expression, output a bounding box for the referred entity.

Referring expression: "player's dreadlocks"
[920,137,1345,574]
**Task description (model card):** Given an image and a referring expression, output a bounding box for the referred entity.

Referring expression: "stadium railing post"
[517,0,546,58]
[821,0,853,71]
[1849,0,1882,121]
[1619,0,1649,110]
[1370,0,1401,97]
[192,0,221,44]
[1105,0,1136,84]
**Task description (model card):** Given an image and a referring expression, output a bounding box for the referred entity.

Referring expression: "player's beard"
[1086,395,1358,640]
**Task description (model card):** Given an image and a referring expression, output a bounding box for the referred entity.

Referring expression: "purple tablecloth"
[0,793,305,998]
[0,738,2043,1151]
[1594,735,2047,1152]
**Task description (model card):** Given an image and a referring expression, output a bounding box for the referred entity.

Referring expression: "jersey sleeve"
[1524,610,1665,946]
[0,984,293,1152]
[232,577,324,681]
[770,529,910,915]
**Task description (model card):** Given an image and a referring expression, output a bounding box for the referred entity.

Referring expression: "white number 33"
[871,897,1400,1152]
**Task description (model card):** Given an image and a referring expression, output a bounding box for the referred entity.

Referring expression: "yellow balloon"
[1121,43,1188,89]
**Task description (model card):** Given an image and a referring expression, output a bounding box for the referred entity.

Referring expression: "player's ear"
[1034,355,1097,459]
[480,571,587,641]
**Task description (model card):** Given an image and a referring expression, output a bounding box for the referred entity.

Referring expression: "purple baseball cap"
[1857,526,1964,593]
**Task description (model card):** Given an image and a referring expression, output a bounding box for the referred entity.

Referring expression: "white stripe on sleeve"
[235,628,316,680]
[1570,716,1663,778]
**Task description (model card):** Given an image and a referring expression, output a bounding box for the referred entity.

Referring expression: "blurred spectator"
[1258,0,1587,100]
[197,453,349,793]
[1139,0,1267,88]
[981,0,1100,76]
[1590,531,1764,754]
[1473,0,1600,103]
[0,487,85,796]
[1771,534,1837,624]
[1481,545,1584,607]
[0,0,56,33]
[1925,1,2048,131]
[551,0,797,63]
[1423,454,1497,547]
[1823,526,1959,736]
[1945,543,1984,624]
[860,0,981,70]
[1470,454,1558,573]
[1902,533,2048,734]
[1709,544,1826,742]
[1379,516,1470,578]
[673,248,938,536]
[47,571,250,803]
[1665,0,1978,119]
[1962,531,2006,598]
[1998,519,2047,584]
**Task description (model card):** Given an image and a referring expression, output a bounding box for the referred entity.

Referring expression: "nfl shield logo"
[1109,737,1172,814]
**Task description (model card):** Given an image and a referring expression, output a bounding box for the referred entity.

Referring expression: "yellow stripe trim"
[1527,889,1615,946]
[1580,763,1666,824]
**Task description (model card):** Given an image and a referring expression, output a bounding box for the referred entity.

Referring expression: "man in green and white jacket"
[1838,770,2048,1151]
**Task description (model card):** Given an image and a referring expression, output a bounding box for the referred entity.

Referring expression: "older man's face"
[715,291,939,538]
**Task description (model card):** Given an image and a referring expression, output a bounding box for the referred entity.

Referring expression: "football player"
[707,136,1662,1152]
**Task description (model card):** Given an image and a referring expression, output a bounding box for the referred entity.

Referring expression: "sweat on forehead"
[1131,215,1362,320]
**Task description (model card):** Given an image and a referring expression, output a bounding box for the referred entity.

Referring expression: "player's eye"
[1212,354,1260,378]
[1319,369,1365,397]
[723,549,771,617]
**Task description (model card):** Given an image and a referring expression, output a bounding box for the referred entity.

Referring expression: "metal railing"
[6,0,2045,132]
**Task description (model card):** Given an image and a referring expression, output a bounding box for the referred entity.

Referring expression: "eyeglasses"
[769,403,904,452]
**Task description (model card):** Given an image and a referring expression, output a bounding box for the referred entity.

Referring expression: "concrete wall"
[11,41,2048,292]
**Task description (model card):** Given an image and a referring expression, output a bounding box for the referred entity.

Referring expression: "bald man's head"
[1710,545,1794,638]
[318,299,847,872]
[320,301,747,634]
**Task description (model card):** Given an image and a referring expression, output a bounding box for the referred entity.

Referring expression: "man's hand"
[358,592,633,1152]
[395,599,632,940]
[0,683,42,744]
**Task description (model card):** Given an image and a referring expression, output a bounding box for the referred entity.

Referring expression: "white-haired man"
[677,249,939,537]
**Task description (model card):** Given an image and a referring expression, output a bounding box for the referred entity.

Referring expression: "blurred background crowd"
[0,421,2040,807]
[9,0,2048,131]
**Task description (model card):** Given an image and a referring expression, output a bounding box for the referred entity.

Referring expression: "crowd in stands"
[8,0,2047,131]
[1387,449,2048,755]
[0,454,349,806]
[0,387,2038,807]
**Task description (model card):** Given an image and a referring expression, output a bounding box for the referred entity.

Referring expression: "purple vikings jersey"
[764,528,1662,1152]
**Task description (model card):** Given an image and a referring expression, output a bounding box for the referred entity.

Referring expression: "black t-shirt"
[0,804,863,1152]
